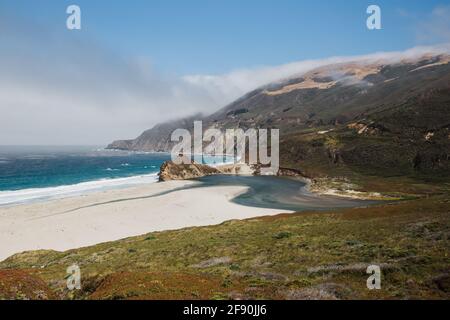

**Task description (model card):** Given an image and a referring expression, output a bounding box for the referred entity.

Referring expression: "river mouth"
[47,174,379,215]
[192,175,378,212]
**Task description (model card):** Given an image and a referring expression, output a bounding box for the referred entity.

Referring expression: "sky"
[0,0,449,145]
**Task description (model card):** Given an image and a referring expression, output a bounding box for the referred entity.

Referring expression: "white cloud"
[0,11,449,145]
[0,14,219,145]
[184,44,450,104]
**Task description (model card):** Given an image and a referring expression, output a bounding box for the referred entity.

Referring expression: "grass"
[0,193,448,300]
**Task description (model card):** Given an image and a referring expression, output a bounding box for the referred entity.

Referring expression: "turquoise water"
[195,175,375,211]
[0,146,169,191]
[0,146,170,205]
[0,146,238,206]
[0,146,374,211]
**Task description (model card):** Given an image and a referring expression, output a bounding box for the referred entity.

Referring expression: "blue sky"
[1,0,448,74]
[0,0,449,144]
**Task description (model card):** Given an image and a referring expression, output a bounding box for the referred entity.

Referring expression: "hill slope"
[2,194,449,299]
[108,54,450,180]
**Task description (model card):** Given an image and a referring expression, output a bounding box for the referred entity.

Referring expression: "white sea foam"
[0,173,159,207]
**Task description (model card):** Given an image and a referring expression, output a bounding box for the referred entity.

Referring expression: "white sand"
[0,181,289,261]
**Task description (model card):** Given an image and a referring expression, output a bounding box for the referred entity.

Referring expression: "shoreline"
[0,179,289,261]
[0,173,160,207]
[0,169,387,261]
[305,177,403,201]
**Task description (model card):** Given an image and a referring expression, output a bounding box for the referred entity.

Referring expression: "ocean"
[0,146,373,211]
[0,146,170,206]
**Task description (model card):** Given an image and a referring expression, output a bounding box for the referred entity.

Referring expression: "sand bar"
[0,180,289,261]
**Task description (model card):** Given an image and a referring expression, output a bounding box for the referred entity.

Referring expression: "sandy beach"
[0,180,288,261]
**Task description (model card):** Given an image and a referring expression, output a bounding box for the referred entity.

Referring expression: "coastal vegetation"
[1,54,449,300]
[1,186,448,300]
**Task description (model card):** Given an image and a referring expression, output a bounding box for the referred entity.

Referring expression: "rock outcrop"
[158,161,221,181]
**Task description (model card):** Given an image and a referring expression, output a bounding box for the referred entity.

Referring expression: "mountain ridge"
[107,53,450,179]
